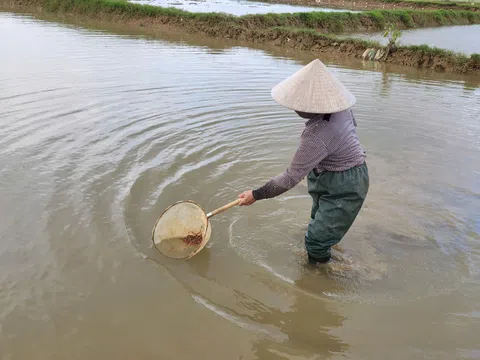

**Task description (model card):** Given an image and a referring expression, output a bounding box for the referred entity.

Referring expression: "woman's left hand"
[238,190,256,206]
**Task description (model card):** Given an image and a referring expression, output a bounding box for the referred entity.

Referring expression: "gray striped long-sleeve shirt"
[252,109,366,200]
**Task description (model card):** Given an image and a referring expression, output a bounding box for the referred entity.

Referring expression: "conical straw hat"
[271,59,356,114]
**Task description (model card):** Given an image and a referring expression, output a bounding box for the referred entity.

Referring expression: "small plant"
[378,23,402,61]
[382,23,402,49]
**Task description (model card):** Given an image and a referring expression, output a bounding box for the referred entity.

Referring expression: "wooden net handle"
[206,199,241,218]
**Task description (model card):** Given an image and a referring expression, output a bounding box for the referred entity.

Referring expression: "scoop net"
[152,201,209,259]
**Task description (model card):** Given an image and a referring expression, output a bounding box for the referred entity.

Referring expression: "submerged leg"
[305,164,369,263]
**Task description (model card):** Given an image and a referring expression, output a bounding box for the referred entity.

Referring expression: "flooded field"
[353,24,480,55]
[1,11,480,360]
[129,0,354,15]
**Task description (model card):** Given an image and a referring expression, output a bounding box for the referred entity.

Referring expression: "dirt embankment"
[258,0,480,12]
[6,0,480,34]
[249,29,480,73]
[1,0,479,73]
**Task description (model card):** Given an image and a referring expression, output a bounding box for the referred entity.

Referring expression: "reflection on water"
[352,24,480,55]
[1,11,480,360]
[129,0,354,15]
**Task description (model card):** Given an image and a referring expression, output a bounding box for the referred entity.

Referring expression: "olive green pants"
[305,163,369,259]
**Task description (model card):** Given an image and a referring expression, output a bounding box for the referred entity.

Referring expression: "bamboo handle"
[206,199,241,218]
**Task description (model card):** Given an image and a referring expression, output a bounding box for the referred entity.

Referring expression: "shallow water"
[129,0,354,15]
[1,11,480,360]
[353,24,480,55]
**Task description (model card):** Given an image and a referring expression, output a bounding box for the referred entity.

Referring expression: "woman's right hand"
[238,190,256,206]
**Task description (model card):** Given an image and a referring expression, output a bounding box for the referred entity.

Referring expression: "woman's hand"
[238,190,256,206]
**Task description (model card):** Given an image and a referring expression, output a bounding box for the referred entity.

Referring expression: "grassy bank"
[262,27,480,72]
[257,0,480,12]
[363,0,480,11]
[2,0,479,73]
[9,0,480,33]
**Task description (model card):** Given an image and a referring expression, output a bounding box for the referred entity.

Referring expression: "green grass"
[275,26,479,69]
[256,0,480,10]
[33,0,480,34]
[408,44,463,56]
[267,25,477,65]
[273,26,382,47]
[245,9,480,32]
[380,0,480,9]
[470,53,480,68]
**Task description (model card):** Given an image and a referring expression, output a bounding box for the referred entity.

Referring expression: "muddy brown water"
[1,11,480,360]
[352,24,480,56]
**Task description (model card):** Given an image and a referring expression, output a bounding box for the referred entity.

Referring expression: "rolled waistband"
[313,161,366,176]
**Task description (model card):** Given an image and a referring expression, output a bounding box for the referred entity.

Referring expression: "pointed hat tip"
[303,58,329,73]
[310,58,325,66]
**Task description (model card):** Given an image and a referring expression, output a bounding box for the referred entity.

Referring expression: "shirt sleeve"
[252,122,328,200]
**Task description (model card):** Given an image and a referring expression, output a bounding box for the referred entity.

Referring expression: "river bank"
[2,0,480,73]
[350,24,480,55]
[257,0,480,12]
[7,0,480,32]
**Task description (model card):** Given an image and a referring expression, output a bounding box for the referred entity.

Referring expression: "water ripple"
[1,12,480,359]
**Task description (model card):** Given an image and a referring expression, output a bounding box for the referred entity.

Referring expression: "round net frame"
[152,201,212,259]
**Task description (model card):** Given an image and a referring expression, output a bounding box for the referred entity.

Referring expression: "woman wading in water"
[238,59,369,265]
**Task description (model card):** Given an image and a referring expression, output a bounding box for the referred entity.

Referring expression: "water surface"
[354,24,480,55]
[1,11,480,360]
[129,0,354,15]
